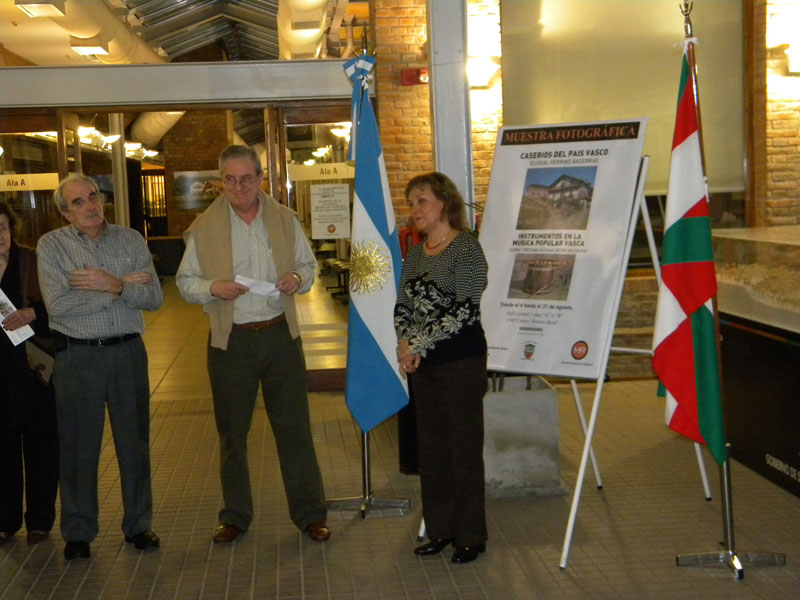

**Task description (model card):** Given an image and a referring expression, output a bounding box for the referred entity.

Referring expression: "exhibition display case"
[713,225,800,497]
[712,225,800,334]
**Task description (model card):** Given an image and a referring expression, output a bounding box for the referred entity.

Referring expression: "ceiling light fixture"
[14,0,66,18]
[70,35,109,56]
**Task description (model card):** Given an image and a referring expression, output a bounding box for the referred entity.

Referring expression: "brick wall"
[372,0,502,225]
[162,109,231,236]
[762,0,800,226]
[373,0,433,224]
[608,275,658,379]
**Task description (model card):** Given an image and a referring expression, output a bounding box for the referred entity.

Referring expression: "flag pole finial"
[680,2,694,37]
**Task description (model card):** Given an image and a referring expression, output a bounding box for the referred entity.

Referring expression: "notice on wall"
[310,183,350,239]
[479,119,647,379]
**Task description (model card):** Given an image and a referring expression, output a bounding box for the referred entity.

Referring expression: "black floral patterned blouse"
[394,231,488,366]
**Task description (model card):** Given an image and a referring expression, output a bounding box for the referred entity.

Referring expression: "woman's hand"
[2,307,36,331]
[397,350,421,379]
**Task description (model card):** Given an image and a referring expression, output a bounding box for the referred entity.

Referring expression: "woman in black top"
[0,202,57,545]
[394,172,489,563]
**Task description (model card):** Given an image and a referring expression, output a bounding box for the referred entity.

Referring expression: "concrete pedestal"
[484,376,565,498]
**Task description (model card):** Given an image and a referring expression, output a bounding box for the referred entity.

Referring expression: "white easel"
[559,155,713,568]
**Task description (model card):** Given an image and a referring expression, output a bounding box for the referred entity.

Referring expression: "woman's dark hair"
[405,172,467,231]
[0,201,19,237]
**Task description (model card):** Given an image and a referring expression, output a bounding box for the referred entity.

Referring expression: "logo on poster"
[523,342,536,359]
[327,224,336,233]
[571,341,588,360]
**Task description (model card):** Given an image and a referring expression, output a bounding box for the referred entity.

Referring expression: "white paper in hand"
[234,275,280,297]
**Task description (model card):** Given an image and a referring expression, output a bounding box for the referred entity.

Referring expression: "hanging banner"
[310,183,351,239]
[480,119,647,379]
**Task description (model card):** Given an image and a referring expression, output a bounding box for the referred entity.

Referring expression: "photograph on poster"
[515,166,596,230]
[507,253,576,301]
[173,170,223,212]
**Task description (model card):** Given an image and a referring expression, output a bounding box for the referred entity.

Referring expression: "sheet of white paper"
[234,275,280,297]
[0,287,35,346]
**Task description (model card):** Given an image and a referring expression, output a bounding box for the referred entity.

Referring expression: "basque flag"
[343,55,408,432]
[652,41,727,465]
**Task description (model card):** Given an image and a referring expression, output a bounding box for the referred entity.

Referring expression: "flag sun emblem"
[349,240,390,295]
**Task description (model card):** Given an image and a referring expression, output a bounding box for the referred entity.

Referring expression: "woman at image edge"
[394,172,489,564]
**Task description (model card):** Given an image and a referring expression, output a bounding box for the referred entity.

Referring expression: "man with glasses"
[37,174,162,560]
[176,145,329,544]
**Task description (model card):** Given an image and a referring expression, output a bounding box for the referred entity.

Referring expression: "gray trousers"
[53,336,152,542]
[207,319,326,532]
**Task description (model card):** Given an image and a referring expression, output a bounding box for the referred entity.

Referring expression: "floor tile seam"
[150,399,218,517]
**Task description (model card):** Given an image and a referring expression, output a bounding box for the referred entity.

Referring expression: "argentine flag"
[344,55,408,432]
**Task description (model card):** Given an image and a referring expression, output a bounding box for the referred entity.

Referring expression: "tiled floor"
[1,275,799,599]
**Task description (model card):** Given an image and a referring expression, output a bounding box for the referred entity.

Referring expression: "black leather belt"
[231,314,285,331]
[66,333,140,347]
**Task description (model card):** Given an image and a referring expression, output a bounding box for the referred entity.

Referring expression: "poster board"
[310,183,351,239]
[479,119,647,379]
[173,170,222,212]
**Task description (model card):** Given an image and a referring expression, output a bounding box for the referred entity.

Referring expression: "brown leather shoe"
[306,521,331,542]
[212,523,243,544]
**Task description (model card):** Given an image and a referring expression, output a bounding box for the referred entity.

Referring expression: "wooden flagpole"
[672,2,783,578]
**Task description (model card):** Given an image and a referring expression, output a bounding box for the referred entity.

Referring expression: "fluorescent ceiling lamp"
[142,149,159,157]
[304,159,316,166]
[15,1,65,17]
[330,127,350,137]
[77,126,97,137]
[70,35,109,56]
[0,146,4,158]
[124,142,142,150]
[102,134,121,144]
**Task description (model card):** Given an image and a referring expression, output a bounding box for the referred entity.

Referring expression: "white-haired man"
[37,174,162,560]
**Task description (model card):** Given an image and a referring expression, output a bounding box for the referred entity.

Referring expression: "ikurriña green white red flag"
[652,42,727,466]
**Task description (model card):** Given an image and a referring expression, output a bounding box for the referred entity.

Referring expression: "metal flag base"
[675,457,785,580]
[327,495,410,519]
[677,546,785,580]
[327,431,410,519]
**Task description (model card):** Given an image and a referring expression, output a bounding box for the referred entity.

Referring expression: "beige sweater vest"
[185,191,301,350]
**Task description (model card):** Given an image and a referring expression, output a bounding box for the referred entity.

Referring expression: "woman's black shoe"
[451,543,486,563]
[414,538,454,556]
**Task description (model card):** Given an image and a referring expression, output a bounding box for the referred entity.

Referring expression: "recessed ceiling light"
[14,1,66,18]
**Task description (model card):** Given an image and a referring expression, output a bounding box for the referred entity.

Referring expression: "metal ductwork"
[278,0,328,60]
[129,111,185,147]
[49,0,162,65]
[48,0,183,146]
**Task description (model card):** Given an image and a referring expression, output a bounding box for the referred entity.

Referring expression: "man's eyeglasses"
[222,174,258,187]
